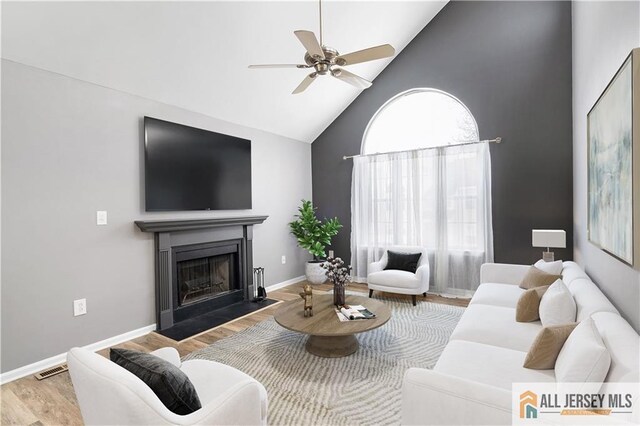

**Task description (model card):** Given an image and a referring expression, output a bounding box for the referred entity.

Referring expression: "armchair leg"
[423,292,427,297]
[412,295,417,306]
[369,289,373,298]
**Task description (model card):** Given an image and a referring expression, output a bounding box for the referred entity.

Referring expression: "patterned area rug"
[184,297,464,425]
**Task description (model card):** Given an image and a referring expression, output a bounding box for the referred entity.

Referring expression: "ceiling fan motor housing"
[305,46,340,75]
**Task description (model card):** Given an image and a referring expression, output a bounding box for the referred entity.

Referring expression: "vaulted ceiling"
[2,1,447,142]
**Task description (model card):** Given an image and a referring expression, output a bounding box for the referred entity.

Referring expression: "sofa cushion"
[534,259,563,275]
[567,278,619,321]
[592,312,640,383]
[516,285,549,322]
[449,304,542,352]
[110,348,202,415]
[384,250,422,273]
[539,279,576,327]
[367,270,420,289]
[524,323,578,369]
[555,317,611,385]
[470,283,524,309]
[561,261,590,285]
[519,267,562,290]
[435,340,556,390]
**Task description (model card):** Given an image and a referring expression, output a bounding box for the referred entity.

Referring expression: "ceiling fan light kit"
[249,0,395,94]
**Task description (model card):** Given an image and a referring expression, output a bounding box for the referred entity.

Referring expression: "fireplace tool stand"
[252,267,267,302]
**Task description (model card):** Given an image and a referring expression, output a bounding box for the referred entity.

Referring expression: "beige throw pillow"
[516,285,549,322]
[524,323,578,369]
[519,266,562,290]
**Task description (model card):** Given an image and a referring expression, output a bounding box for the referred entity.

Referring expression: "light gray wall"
[312,1,574,266]
[572,1,640,331]
[1,60,311,373]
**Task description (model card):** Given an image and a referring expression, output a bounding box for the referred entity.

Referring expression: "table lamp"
[532,230,566,262]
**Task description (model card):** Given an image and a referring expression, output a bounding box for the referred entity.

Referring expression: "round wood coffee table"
[274,293,391,358]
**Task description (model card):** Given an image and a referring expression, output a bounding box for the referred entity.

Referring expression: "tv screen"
[144,117,252,211]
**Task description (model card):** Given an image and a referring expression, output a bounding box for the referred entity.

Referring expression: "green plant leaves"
[288,199,343,259]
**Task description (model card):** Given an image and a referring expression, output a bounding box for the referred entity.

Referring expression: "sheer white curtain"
[350,143,493,295]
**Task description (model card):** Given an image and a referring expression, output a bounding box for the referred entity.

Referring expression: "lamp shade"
[532,230,566,248]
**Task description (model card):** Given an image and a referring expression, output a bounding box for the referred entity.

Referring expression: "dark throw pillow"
[110,348,201,415]
[384,250,422,273]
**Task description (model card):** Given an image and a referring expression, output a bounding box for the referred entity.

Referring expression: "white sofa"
[401,261,640,425]
[67,346,268,425]
[367,245,430,305]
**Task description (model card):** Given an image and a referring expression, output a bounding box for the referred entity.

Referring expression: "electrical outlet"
[73,299,87,316]
[281,255,286,264]
[328,250,335,258]
[96,211,107,225]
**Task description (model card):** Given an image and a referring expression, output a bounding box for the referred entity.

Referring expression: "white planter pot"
[305,261,327,285]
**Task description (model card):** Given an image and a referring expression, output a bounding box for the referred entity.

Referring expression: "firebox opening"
[172,240,244,324]
[177,254,233,306]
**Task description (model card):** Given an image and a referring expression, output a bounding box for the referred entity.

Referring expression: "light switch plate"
[96,211,107,225]
[328,250,335,258]
[281,255,286,264]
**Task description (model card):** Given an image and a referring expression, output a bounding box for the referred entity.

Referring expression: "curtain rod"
[342,137,502,160]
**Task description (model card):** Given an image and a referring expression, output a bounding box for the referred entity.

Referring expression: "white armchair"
[67,346,268,425]
[367,245,430,306]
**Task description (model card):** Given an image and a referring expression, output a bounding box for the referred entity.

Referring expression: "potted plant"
[289,200,342,284]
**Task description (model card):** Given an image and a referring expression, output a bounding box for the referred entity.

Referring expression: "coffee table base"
[305,334,359,358]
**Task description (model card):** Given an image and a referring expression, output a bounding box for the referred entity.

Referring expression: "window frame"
[360,88,480,155]
[358,88,484,252]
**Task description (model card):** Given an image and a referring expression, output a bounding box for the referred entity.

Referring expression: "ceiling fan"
[248,0,395,94]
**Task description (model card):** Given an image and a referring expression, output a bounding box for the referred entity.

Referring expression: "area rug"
[184,298,465,425]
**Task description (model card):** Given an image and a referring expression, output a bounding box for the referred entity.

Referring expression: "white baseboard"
[0,323,156,385]
[266,275,305,292]
[0,275,309,385]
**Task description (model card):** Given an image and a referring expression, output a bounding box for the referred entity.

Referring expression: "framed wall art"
[588,48,640,267]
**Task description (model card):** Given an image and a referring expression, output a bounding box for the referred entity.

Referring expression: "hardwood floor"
[0,281,468,425]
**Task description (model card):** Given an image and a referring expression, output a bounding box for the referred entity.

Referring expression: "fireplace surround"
[135,216,268,331]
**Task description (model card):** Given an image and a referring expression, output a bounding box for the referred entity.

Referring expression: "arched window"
[351,88,493,296]
[362,88,479,154]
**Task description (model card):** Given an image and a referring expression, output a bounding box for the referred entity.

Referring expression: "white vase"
[305,261,327,285]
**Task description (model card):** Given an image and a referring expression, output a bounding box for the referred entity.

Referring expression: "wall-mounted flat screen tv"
[144,117,252,211]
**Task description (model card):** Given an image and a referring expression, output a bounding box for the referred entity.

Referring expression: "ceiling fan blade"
[331,68,372,89]
[292,72,318,94]
[248,64,309,69]
[294,30,325,60]
[335,44,395,66]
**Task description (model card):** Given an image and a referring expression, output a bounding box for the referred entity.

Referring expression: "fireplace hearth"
[135,216,268,331]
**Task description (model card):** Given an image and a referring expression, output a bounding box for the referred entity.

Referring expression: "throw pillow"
[534,259,563,275]
[539,279,577,327]
[523,323,578,369]
[555,317,611,385]
[110,348,201,415]
[516,285,550,322]
[519,266,562,290]
[384,250,422,273]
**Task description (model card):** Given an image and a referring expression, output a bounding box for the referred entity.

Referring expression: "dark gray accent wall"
[312,1,573,265]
